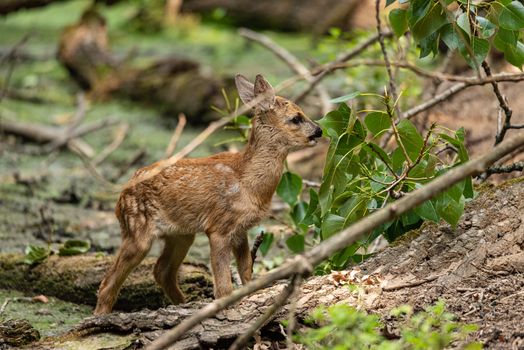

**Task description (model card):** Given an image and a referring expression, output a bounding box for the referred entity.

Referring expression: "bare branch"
[293,31,391,103]
[239,28,332,115]
[286,274,303,349]
[146,133,524,350]
[375,0,401,118]
[93,122,130,166]
[228,278,297,350]
[485,161,524,175]
[481,61,514,145]
[164,113,187,158]
[44,93,88,152]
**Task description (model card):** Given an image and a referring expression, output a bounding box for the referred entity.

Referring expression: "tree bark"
[0,254,213,311]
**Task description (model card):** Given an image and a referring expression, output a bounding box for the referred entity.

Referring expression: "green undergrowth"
[298,300,481,350]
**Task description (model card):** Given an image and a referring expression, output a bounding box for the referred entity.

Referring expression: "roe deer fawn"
[94,74,322,315]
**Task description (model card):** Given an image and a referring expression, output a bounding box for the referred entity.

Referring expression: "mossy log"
[0,253,213,311]
[57,9,224,123]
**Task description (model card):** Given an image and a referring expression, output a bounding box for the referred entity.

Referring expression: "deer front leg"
[233,233,252,285]
[208,232,233,298]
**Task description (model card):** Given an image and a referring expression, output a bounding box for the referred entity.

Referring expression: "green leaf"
[414,199,439,222]
[24,245,50,265]
[330,243,359,269]
[411,2,448,42]
[418,31,439,58]
[321,213,345,240]
[457,12,471,36]
[365,111,391,136]
[301,189,320,226]
[494,28,518,51]
[286,234,305,253]
[329,91,360,104]
[503,40,524,68]
[391,147,406,172]
[397,119,424,162]
[292,201,308,226]
[389,9,408,37]
[277,172,302,206]
[440,24,460,50]
[58,239,91,256]
[408,0,432,26]
[366,142,392,166]
[459,37,490,70]
[318,104,352,137]
[259,232,274,256]
[499,1,524,30]
[436,193,465,227]
[477,17,496,38]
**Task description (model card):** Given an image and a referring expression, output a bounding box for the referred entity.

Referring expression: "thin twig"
[385,92,411,167]
[93,122,130,165]
[0,34,30,102]
[382,274,440,291]
[68,142,120,191]
[294,31,391,103]
[45,93,88,152]
[482,61,514,145]
[286,274,303,350]
[375,0,401,118]
[146,134,524,350]
[164,113,187,158]
[228,278,297,350]
[239,28,332,115]
[485,161,524,175]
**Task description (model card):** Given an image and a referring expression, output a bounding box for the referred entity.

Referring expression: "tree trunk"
[0,253,213,311]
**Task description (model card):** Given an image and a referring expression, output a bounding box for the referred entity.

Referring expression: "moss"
[0,290,91,338]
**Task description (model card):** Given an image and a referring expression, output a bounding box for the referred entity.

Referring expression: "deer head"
[235,74,322,151]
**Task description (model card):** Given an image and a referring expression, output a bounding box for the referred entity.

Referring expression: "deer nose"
[313,126,322,138]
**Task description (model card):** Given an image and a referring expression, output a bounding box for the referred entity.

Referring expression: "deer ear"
[254,74,275,111]
[235,74,255,106]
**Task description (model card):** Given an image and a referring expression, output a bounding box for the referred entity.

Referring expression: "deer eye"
[290,115,303,124]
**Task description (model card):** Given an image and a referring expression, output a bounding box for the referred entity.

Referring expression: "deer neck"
[240,121,288,206]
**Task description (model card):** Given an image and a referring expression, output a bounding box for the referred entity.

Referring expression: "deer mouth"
[307,136,318,146]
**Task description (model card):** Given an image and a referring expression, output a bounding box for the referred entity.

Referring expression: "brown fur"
[94,74,322,314]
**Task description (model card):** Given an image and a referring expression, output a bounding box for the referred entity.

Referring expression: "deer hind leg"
[233,233,252,285]
[207,231,233,298]
[154,234,195,305]
[94,227,154,315]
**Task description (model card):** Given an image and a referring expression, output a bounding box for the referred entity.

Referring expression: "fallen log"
[57,9,225,123]
[26,177,524,349]
[0,254,213,311]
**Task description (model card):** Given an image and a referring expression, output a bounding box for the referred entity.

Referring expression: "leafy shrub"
[297,300,481,350]
[276,93,473,272]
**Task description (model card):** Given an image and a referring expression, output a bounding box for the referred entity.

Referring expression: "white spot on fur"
[215,163,233,173]
[227,182,240,195]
